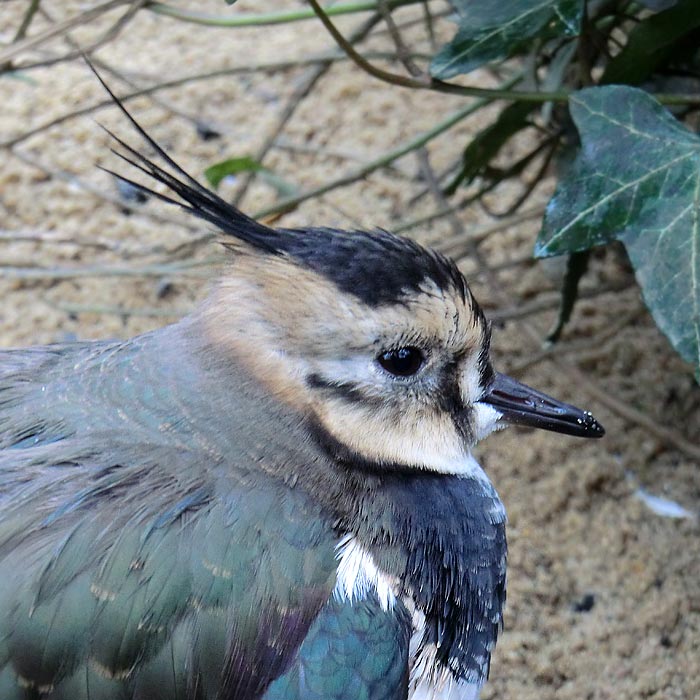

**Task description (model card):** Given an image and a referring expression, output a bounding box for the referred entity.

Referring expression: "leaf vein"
[548,151,694,246]
[439,0,559,74]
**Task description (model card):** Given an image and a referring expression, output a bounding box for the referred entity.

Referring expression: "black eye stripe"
[377,347,424,377]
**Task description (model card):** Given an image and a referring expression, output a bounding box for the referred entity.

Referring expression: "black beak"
[481,372,605,438]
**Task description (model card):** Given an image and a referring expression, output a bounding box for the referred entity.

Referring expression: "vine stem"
[12,0,42,43]
[306,0,700,106]
[253,73,523,219]
[0,0,130,66]
[146,0,420,26]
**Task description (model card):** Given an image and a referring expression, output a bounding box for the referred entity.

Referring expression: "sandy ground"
[1,2,699,699]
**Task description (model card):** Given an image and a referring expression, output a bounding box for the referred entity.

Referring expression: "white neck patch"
[333,534,397,612]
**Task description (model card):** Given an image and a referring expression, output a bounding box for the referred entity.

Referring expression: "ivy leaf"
[547,251,591,344]
[602,0,700,86]
[446,101,537,193]
[204,156,264,188]
[204,157,297,198]
[204,156,263,188]
[431,0,583,79]
[637,0,678,10]
[537,86,700,375]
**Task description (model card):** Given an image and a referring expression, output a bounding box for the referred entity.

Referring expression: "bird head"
[199,224,603,475]
[99,75,604,478]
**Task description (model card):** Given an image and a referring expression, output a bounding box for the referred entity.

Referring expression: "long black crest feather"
[89,60,476,307]
[88,60,282,254]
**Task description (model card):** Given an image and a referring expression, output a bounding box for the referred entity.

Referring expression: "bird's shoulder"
[0,442,344,699]
[0,333,365,699]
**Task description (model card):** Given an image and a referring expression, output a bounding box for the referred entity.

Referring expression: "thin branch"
[0,0,130,66]
[10,1,146,74]
[371,3,450,40]
[40,10,211,138]
[407,153,463,207]
[465,252,538,278]
[487,280,634,322]
[145,0,420,26]
[86,57,210,131]
[377,0,422,77]
[0,229,121,252]
[11,0,42,43]
[253,74,522,219]
[435,206,546,256]
[509,308,645,373]
[479,138,557,218]
[420,0,437,51]
[415,148,461,240]
[233,12,382,206]
[0,258,218,281]
[9,147,202,236]
[1,51,412,149]
[307,0,700,106]
[308,0,434,89]
[415,147,495,283]
[556,359,700,461]
[51,302,191,318]
[273,136,408,171]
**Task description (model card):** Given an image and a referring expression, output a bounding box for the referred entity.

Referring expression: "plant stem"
[12,0,42,43]
[146,0,420,26]
[1,51,405,150]
[0,259,218,281]
[233,11,382,206]
[254,74,522,219]
[307,0,700,106]
[0,0,130,67]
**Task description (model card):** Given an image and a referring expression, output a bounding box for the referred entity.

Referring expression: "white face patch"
[472,402,504,442]
[371,440,482,477]
[333,534,397,612]
[315,389,494,477]
[459,350,485,404]
[458,348,505,444]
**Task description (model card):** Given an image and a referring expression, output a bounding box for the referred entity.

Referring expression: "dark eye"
[377,347,424,377]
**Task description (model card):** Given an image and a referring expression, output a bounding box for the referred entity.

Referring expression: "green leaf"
[204,157,297,198]
[537,86,700,374]
[204,157,263,189]
[638,0,678,10]
[602,0,700,86]
[546,251,590,343]
[430,0,583,79]
[446,101,536,193]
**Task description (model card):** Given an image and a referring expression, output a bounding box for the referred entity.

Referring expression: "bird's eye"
[377,347,424,377]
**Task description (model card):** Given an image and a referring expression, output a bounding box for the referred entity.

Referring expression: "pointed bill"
[481,372,604,438]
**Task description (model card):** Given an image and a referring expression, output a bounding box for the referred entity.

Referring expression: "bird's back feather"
[0,322,347,699]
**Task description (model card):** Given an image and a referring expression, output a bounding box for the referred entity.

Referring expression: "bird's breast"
[331,531,493,700]
[327,466,507,697]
